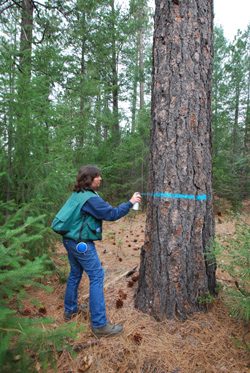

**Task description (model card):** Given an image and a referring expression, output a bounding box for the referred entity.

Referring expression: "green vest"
[52,191,102,242]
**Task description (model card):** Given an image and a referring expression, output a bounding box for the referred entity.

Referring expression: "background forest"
[1,0,250,223]
[0,0,250,371]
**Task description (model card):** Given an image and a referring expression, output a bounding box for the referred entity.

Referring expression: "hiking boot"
[64,304,88,322]
[92,322,124,338]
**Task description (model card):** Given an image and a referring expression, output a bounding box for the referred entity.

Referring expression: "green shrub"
[0,202,85,372]
[214,214,250,321]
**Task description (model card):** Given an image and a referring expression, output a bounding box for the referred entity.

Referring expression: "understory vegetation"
[214,214,250,322]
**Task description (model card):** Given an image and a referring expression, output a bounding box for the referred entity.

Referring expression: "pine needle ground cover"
[12,210,250,373]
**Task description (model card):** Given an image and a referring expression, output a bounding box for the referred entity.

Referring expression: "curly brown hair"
[73,165,101,192]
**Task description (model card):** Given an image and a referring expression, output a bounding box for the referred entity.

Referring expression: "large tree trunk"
[135,0,216,321]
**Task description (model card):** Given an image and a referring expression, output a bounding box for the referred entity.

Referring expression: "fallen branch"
[243,330,250,350]
[126,266,138,277]
[17,310,48,318]
[235,281,250,297]
[73,340,100,352]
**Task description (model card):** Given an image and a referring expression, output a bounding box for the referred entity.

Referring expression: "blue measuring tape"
[140,193,208,200]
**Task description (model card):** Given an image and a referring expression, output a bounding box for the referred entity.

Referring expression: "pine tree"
[212,26,250,208]
[214,215,250,322]
[0,203,84,372]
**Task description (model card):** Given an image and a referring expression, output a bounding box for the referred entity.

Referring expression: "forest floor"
[23,204,250,373]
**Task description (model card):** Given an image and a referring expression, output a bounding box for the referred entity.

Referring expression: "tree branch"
[33,0,74,18]
[0,0,21,14]
[11,0,22,9]
[0,0,12,6]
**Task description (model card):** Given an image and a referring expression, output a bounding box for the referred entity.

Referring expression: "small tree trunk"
[79,32,86,148]
[111,0,119,135]
[139,7,144,109]
[15,0,34,203]
[232,84,240,155]
[244,53,250,151]
[20,0,33,71]
[131,36,139,132]
[6,28,18,214]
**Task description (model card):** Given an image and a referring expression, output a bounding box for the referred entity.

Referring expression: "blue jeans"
[63,238,108,328]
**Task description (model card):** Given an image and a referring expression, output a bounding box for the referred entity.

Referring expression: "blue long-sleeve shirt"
[81,196,133,221]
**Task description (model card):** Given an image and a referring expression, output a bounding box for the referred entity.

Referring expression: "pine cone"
[127,280,134,288]
[132,274,139,282]
[39,307,47,314]
[133,332,142,345]
[116,298,124,309]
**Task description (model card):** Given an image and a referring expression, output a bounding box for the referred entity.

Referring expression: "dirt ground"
[23,206,250,373]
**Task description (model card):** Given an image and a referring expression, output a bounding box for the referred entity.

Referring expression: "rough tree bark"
[135,0,216,320]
